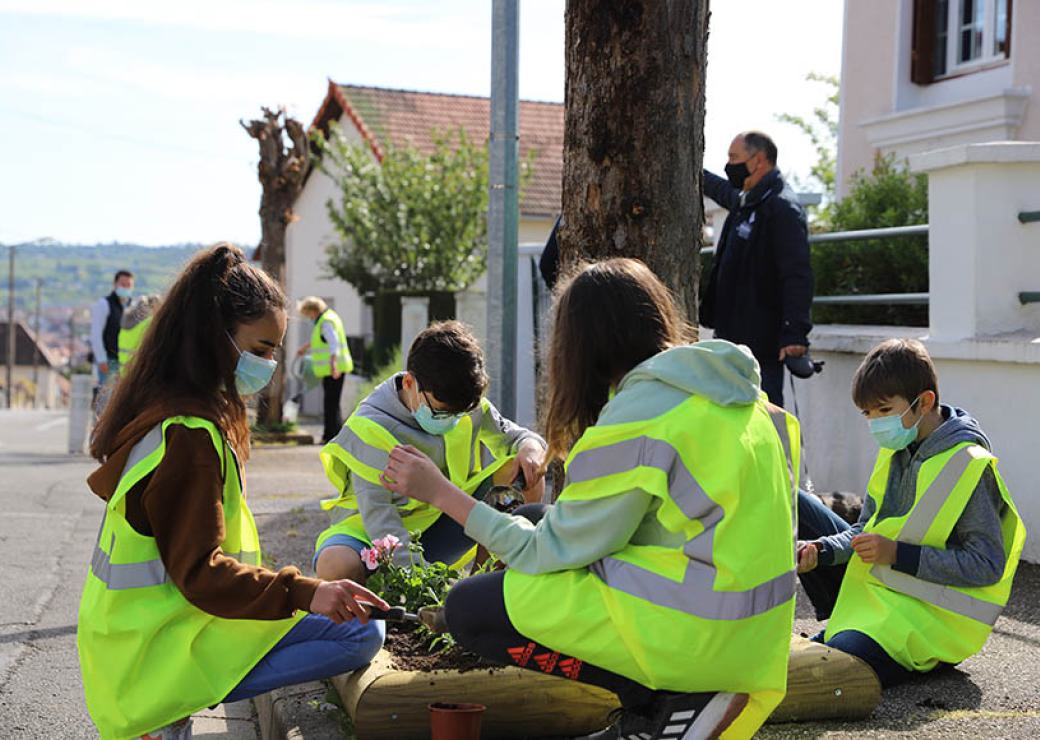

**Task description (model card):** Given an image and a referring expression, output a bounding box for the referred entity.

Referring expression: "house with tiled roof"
[0,320,65,408]
[284,81,563,398]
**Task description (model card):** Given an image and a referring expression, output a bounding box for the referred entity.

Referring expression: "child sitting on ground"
[315,320,547,581]
[796,338,1025,687]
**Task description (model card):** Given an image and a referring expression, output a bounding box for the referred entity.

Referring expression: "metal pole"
[32,278,41,408]
[5,245,14,409]
[67,312,75,371]
[487,0,520,418]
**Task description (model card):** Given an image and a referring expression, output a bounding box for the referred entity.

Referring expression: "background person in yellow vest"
[796,339,1025,688]
[81,244,388,740]
[315,320,547,583]
[117,293,162,367]
[295,297,353,443]
[381,259,799,740]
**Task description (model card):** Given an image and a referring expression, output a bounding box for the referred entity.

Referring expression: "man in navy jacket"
[700,131,813,407]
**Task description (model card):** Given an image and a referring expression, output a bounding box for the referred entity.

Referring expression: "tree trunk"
[242,108,310,426]
[560,0,708,324]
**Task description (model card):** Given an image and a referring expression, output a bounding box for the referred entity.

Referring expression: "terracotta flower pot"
[428,701,486,740]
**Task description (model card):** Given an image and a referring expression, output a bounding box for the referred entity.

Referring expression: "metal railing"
[700,223,930,307]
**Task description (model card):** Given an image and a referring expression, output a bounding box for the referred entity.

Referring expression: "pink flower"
[372,534,401,555]
[360,547,380,571]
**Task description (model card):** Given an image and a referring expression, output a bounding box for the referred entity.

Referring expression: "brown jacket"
[87,408,320,619]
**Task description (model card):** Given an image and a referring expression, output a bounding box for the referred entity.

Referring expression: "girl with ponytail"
[80,244,387,740]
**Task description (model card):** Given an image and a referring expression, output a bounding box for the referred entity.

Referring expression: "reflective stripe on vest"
[573,410,798,621]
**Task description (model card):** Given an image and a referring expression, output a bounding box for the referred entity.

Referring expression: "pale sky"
[0,0,843,246]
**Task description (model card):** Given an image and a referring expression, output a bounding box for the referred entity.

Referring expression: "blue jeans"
[222,614,385,703]
[97,358,119,388]
[798,491,914,688]
[796,490,851,620]
[314,507,478,571]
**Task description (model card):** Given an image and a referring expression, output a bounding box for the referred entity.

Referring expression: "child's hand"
[310,579,389,624]
[510,440,547,503]
[796,541,819,573]
[851,533,897,565]
[381,445,451,504]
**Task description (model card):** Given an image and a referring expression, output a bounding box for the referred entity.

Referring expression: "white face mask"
[227,333,277,396]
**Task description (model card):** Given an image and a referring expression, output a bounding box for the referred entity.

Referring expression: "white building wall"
[838,0,1040,195]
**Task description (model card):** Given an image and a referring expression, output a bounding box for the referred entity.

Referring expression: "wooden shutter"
[911,0,937,85]
[1004,0,1013,58]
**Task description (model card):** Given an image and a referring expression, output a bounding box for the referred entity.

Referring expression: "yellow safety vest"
[117,316,151,367]
[503,395,799,739]
[825,442,1025,672]
[310,309,352,378]
[317,398,514,549]
[77,416,304,739]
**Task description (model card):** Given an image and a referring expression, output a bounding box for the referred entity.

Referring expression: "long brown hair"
[542,258,695,465]
[90,243,286,462]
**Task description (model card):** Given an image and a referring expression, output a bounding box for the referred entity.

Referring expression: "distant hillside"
[0,241,214,313]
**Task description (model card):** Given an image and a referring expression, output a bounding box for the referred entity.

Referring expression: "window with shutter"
[912,0,1011,85]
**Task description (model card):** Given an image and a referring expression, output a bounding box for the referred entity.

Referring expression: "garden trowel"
[364,604,449,633]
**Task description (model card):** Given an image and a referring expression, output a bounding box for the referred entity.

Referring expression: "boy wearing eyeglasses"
[315,321,547,581]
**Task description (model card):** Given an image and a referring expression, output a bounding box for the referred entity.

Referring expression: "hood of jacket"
[618,341,762,406]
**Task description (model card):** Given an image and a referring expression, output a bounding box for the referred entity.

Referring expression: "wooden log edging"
[332,636,881,739]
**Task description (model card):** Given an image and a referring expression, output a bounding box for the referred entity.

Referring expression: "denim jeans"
[222,614,385,703]
[798,491,914,688]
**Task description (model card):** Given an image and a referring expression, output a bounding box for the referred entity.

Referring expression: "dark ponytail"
[90,242,286,461]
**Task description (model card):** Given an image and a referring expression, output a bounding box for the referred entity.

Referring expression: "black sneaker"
[579,691,748,740]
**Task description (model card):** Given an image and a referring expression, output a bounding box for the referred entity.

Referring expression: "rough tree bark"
[560,0,708,324]
[241,107,310,426]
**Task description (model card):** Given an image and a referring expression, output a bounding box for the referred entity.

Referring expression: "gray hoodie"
[465,341,766,574]
[816,405,1007,588]
[343,373,544,565]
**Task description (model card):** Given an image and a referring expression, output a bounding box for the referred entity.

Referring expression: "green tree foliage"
[778,74,929,326]
[776,72,839,212]
[319,125,490,296]
[813,154,929,326]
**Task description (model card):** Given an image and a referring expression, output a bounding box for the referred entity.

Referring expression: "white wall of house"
[838,0,1040,196]
[796,143,1040,562]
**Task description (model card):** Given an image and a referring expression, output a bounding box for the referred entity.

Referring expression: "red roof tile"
[313,81,563,218]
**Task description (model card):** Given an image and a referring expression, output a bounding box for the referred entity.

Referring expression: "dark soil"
[385,626,502,674]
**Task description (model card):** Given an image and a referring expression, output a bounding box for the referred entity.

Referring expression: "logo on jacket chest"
[735,211,756,240]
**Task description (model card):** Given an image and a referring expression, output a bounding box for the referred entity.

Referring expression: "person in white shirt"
[90,270,135,390]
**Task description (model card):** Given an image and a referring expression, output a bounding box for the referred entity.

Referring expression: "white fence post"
[67,374,93,454]
[400,296,430,369]
[911,142,1040,340]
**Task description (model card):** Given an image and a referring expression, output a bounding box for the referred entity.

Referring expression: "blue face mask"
[413,395,463,436]
[228,333,277,396]
[868,397,922,450]
[114,286,133,300]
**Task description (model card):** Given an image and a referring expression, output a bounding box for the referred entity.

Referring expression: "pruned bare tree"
[242,106,310,426]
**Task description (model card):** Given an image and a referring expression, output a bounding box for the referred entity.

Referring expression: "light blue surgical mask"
[412,388,463,436]
[228,333,277,396]
[114,286,132,301]
[868,396,922,450]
